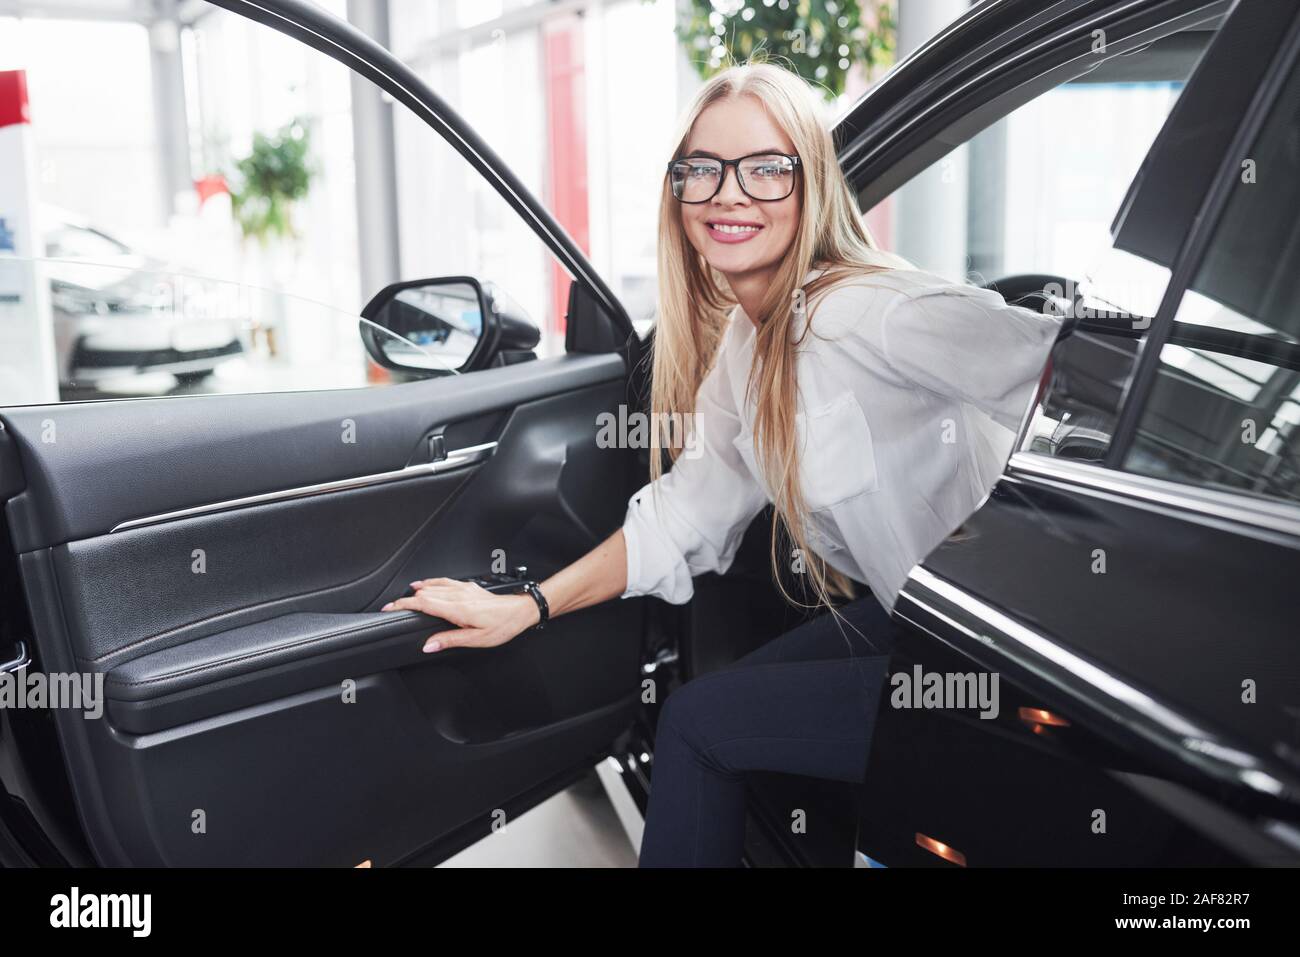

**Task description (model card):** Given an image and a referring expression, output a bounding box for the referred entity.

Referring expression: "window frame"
[836,0,1300,539]
[838,0,1228,474]
[203,0,640,371]
[1001,2,1300,537]
[1102,5,1300,472]
[837,0,1231,211]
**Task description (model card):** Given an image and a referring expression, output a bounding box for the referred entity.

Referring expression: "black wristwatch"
[518,580,549,631]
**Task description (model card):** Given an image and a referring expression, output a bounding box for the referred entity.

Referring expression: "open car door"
[834,0,1300,866]
[0,0,646,867]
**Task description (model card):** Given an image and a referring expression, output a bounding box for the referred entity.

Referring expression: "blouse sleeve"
[620,331,769,605]
[879,283,1064,432]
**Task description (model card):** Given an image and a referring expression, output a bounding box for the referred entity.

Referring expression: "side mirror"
[359,276,490,376]
[481,281,543,363]
[360,276,542,376]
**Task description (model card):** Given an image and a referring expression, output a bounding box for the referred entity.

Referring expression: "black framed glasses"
[666,152,801,203]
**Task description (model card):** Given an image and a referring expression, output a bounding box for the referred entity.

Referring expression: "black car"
[0,0,1296,868]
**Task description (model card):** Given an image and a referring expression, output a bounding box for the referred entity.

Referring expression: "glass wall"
[873,79,1184,285]
[0,0,588,403]
[387,0,682,341]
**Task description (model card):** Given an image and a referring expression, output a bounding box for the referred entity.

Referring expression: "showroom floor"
[438,768,640,868]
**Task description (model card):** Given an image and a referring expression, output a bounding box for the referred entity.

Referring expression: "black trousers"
[638,593,902,867]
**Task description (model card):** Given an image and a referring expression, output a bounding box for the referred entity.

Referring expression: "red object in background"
[194,173,230,207]
[542,13,590,337]
[0,70,32,129]
[863,197,892,251]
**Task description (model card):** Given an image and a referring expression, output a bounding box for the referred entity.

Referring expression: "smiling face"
[677,94,802,287]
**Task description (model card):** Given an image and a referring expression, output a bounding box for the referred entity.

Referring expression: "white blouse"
[620,264,1065,613]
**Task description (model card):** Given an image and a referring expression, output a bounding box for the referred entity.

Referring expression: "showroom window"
[1118,55,1300,507]
[387,0,681,340]
[0,3,573,405]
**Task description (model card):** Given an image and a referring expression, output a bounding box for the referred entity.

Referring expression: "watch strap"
[520,580,549,630]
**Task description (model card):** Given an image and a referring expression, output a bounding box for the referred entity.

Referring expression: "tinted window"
[865,26,1218,464]
[1121,57,1300,505]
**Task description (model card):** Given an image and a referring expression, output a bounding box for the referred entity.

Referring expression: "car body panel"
[843,0,1300,867]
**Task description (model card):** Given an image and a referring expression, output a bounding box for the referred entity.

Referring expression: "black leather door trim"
[4,353,644,865]
[105,610,430,701]
[1,352,625,551]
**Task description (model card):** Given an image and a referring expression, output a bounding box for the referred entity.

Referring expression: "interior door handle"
[1,640,31,675]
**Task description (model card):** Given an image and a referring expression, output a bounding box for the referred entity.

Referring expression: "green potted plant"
[230,118,314,246]
[227,118,315,357]
[675,0,896,100]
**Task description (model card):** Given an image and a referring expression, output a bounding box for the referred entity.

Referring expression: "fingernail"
[409,581,421,588]
[381,603,392,611]
[423,640,442,653]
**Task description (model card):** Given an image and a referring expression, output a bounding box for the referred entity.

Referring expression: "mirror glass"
[366,279,485,374]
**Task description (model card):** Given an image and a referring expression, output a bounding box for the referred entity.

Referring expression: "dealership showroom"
[0,0,1296,908]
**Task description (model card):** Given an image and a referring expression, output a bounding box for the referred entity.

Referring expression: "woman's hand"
[381,577,540,653]
[381,530,628,653]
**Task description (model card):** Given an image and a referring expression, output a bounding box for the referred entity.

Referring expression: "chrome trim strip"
[898,566,1299,803]
[905,566,1205,737]
[1006,452,1300,539]
[109,441,498,533]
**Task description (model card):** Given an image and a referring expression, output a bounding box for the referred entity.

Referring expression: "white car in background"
[43,206,244,392]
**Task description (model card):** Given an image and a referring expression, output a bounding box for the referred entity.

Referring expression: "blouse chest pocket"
[732,390,880,512]
[799,391,880,508]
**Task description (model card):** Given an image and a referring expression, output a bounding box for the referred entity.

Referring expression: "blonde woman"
[383,61,1063,866]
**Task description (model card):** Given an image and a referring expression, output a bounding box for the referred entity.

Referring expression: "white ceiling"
[0,0,210,24]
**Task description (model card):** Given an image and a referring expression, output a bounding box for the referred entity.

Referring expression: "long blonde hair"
[649,58,905,615]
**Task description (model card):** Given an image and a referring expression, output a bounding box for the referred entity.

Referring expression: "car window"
[0,4,571,405]
[1118,53,1300,506]
[872,78,1184,283]
[864,24,1218,463]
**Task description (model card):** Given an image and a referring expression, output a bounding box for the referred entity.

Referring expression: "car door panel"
[813,0,1300,868]
[875,475,1300,867]
[53,473,465,670]
[858,674,1253,867]
[8,368,624,670]
[910,470,1300,801]
[2,353,621,551]
[1,353,645,866]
